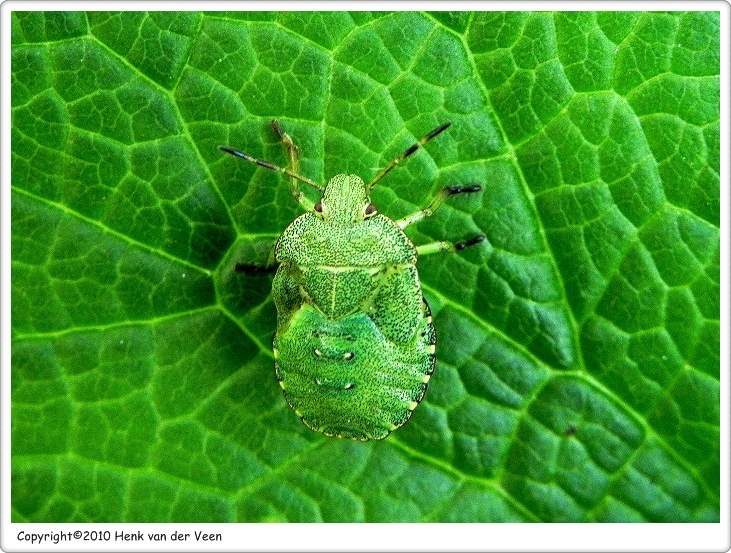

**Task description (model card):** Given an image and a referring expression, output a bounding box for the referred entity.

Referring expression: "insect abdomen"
[274,301,435,441]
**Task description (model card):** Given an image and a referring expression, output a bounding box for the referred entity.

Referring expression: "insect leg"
[270,119,316,210]
[271,119,299,172]
[416,234,486,256]
[396,185,482,229]
[235,244,279,273]
[219,121,324,211]
[235,262,279,274]
[368,122,452,189]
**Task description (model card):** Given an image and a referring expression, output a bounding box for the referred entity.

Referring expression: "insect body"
[221,121,484,440]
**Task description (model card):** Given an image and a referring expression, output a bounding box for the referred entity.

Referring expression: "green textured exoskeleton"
[221,120,484,441]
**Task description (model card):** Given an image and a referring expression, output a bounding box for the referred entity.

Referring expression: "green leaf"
[11,11,719,522]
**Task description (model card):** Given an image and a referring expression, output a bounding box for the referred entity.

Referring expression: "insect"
[220,120,484,441]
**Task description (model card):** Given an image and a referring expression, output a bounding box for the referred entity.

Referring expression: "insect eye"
[364,204,377,217]
[314,202,323,213]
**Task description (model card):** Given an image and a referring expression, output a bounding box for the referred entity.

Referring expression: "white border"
[2,2,729,552]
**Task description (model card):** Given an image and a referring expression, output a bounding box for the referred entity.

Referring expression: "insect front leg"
[271,119,299,173]
[271,119,315,211]
[396,185,482,229]
[399,185,485,255]
[219,120,324,212]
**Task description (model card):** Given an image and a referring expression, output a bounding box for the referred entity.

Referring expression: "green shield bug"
[221,120,484,441]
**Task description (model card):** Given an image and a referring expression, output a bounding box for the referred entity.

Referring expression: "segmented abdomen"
[273,300,435,441]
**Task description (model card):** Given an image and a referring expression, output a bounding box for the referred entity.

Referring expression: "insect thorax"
[275,213,417,268]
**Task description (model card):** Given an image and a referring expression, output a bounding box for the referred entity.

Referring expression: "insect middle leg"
[416,234,485,256]
[235,259,279,274]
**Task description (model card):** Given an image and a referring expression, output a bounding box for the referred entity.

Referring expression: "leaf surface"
[11,11,720,522]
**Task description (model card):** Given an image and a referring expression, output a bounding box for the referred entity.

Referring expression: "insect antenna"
[219,145,324,192]
[367,122,452,190]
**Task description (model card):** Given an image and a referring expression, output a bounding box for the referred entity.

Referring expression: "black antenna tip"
[426,122,452,141]
[219,146,252,161]
[447,185,482,195]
